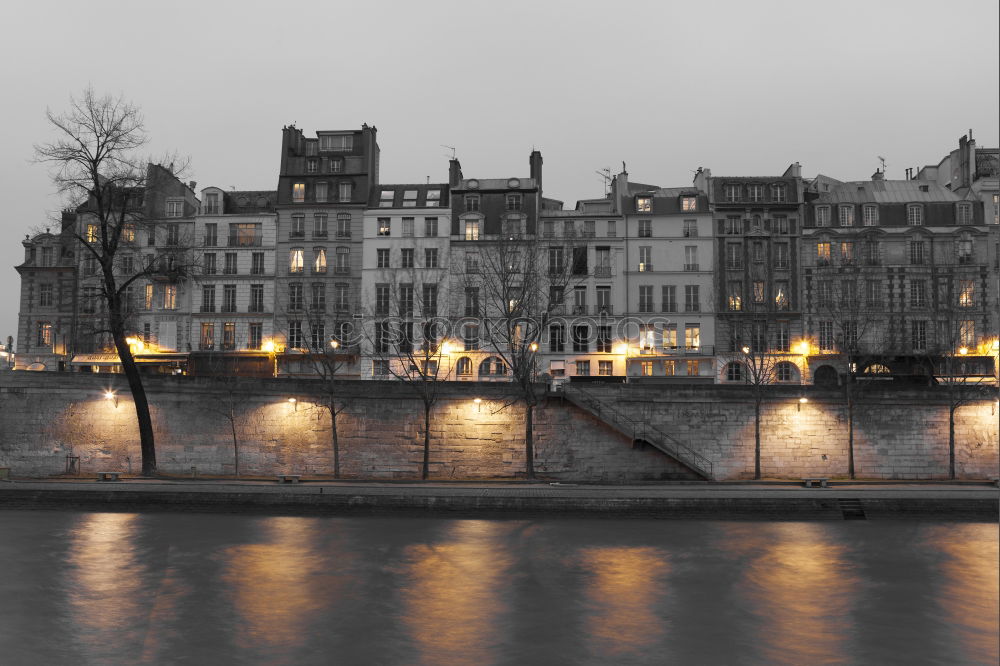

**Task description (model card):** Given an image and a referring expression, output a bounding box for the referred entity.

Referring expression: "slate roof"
[815,180,963,204]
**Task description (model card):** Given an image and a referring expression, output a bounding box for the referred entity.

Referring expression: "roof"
[370,183,450,209]
[815,180,964,204]
[625,181,660,194]
[654,187,700,197]
[456,177,537,191]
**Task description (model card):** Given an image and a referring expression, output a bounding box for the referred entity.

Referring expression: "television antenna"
[441,145,456,160]
[595,168,612,196]
[877,155,887,175]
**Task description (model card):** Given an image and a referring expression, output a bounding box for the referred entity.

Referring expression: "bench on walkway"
[96,471,121,482]
[802,477,829,488]
[276,474,301,484]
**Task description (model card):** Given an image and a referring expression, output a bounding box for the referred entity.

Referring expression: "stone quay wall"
[0,373,996,481]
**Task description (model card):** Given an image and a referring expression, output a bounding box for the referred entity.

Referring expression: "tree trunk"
[330,401,340,479]
[112,330,156,476]
[949,404,956,480]
[754,398,761,480]
[230,413,239,477]
[524,402,535,479]
[422,401,431,480]
[847,381,855,479]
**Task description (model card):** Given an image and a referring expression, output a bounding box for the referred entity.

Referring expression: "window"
[375,284,390,315]
[606,220,617,237]
[662,285,676,313]
[959,320,975,347]
[220,322,235,351]
[251,252,265,275]
[292,183,305,203]
[224,253,237,275]
[480,357,507,377]
[162,285,176,310]
[597,326,612,353]
[774,321,790,352]
[309,283,325,312]
[144,283,153,310]
[306,159,318,174]
[599,360,613,376]
[288,283,304,311]
[39,284,53,307]
[839,206,854,227]
[464,287,480,317]
[372,359,389,376]
[401,248,414,268]
[421,284,438,316]
[907,205,924,225]
[748,184,763,202]
[426,190,441,208]
[774,281,789,310]
[911,320,927,350]
[753,281,766,303]
[465,195,480,212]
[572,246,588,275]
[639,326,655,352]
[775,362,796,382]
[725,362,743,382]
[684,285,699,312]
[328,158,343,173]
[203,253,217,275]
[597,286,611,315]
[336,213,352,238]
[123,223,136,243]
[663,324,677,349]
[573,325,589,353]
[146,225,156,246]
[751,241,764,263]
[464,219,481,241]
[456,357,473,376]
[584,220,596,237]
[815,206,830,227]
[724,185,740,202]
[314,181,328,203]
[85,224,98,243]
[957,236,973,264]
[424,248,439,268]
[549,286,565,308]
[994,194,1000,224]
[335,284,349,311]
[721,243,740,270]
[312,214,328,238]
[463,324,480,351]
[862,205,879,227]
[774,216,789,234]
[165,200,183,218]
[320,134,353,151]
[402,190,418,207]
[681,196,697,211]
[638,219,652,237]
[910,279,927,307]
[250,284,264,313]
[201,285,216,312]
[200,323,215,350]
[818,321,834,352]
[958,280,974,307]
[683,219,697,237]
[290,248,304,273]
[724,216,742,235]
[506,194,522,211]
[248,323,262,350]
[771,184,786,202]
[840,241,854,265]
[291,215,305,238]
[377,248,390,269]
[595,247,611,276]
[573,286,588,315]
[636,196,651,212]
[424,217,438,237]
[862,240,879,266]
[774,243,789,269]
[378,190,395,208]
[338,182,352,202]
[203,223,217,246]
[377,218,391,236]
[575,360,591,376]
[728,282,743,311]
[641,361,654,377]
[313,248,327,273]
[817,242,831,266]
[336,247,350,273]
[549,324,565,352]
[865,279,881,307]
[398,284,413,318]
[684,246,698,271]
[639,285,653,313]
[909,240,925,265]
[638,246,652,272]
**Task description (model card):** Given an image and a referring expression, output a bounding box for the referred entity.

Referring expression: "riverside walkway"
[1,477,997,520]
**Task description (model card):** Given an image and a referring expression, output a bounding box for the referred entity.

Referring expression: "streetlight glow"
[529,342,538,352]
[958,347,968,355]
[330,339,339,349]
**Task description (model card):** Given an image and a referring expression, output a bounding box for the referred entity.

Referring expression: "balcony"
[774,260,789,269]
[582,231,596,238]
[685,304,700,312]
[725,261,743,270]
[336,230,352,238]
[593,266,612,278]
[334,266,350,275]
[229,236,263,247]
[638,263,654,272]
[594,305,613,316]
[572,305,588,315]
[684,263,699,271]
[543,231,555,238]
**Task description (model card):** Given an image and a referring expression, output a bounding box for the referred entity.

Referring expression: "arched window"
[813,365,838,388]
[456,357,472,376]
[775,361,798,383]
[479,357,507,376]
[724,361,744,382]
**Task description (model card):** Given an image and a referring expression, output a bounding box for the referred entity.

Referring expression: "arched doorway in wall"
[813,364,838,388]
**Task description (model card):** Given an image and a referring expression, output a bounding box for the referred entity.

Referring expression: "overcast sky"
[2,0,997,340]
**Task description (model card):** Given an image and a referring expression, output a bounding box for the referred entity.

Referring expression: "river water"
[0,511,996,665]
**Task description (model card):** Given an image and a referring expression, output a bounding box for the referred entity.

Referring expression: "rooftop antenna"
[441,145,456,160]
[595,168,612,196]
[877,155,887,176]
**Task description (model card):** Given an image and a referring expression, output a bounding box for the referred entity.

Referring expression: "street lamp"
[104,391,118,408]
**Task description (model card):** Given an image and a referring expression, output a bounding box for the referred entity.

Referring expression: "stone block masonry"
[0,374,996,481]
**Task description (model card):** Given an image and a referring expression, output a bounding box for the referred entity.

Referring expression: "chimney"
[448,158,463,187]
[529,150,543,193]
[872,169,884,181]
[188,181,197,191]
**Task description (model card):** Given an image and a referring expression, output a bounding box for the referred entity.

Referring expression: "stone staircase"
[561,384,714,480]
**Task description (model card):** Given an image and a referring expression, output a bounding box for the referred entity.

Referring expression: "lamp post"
[529,341,538,382]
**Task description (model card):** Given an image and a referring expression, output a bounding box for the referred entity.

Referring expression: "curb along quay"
[1,479,997,521]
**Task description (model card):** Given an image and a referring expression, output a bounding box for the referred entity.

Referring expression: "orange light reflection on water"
[579,546,671,659]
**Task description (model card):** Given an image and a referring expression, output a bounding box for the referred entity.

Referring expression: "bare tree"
[33,88,195,476]
[461,227,585,479]
[364,273,450,480]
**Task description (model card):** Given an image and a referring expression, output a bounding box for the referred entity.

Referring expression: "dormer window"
[862,204,878,226]
[402,190,418,207]
[320,134,353,151]
[636,196,652,212]
[815,205,831,227]
[956,202,972,224]
[379,190,394,207]
[306,141,317,156]
[748,184,763,202]
[292,183,305,203]
[165,199,183,218]
[465,194,480,212]
[307,159,317,173]
[338,182,352,203]
[906,204,924,226]
[724,184,740,202]
[771,183,786,202]
[506,193,522,212]
[680,196,697,211]
[426,190,441,207]
[329,158,343,173]
[203,192,220,215]
[838,205,855,227]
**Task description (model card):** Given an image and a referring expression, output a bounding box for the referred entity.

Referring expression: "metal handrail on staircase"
[563,384,714,479]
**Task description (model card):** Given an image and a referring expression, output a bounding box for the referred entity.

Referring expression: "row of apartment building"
[14,127,1000,385]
